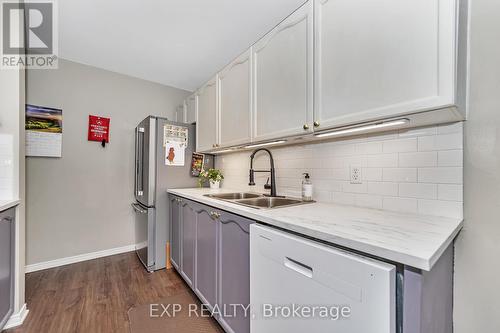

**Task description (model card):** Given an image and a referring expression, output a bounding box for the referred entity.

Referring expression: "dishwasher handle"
[284,257,313,278]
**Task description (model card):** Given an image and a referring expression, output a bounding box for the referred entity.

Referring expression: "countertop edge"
[167,189,463,271]
[0,199,20,212]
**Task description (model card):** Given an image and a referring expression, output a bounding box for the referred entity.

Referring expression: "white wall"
[26,59,189,265]
[217,122,463,219]
[454,0,500,331]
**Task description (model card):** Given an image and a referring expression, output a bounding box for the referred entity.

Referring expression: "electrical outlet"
[350,166,362,184]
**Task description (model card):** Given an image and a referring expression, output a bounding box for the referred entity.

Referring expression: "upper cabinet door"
[196,77,218,152]
[218,49,252,148]
[186,93,197,124]
[252,1,314,142]
[314,0,458,131]
[175,103,186,123]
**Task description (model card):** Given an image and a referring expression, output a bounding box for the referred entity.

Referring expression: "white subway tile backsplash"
[332,192,356,205]
[382,138,417,153]
[363,168,383,181]
[342,182,368,194]
[355,194,383,209]
[367,182,398,196]
[438,184,463,201]
[418,133,463,151]
[313,189,333,202]
[331,168,350,180]
[383,197,418,214]
[312,168,333,179]
[438,150,463,167]
[330,144,357,157]
[366,154,398,167]
[383,168,417,182]
[418,200,463,219]
[356,142,383,154]
[418,167,463,184]
[399,183,437,199]
[314,179,343,192]
[216,123,464,219]
[399,152,437,167]
[438,122,463,134]
[342,156,367,168]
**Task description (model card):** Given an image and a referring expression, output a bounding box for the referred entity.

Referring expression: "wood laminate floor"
[6,252,190,333]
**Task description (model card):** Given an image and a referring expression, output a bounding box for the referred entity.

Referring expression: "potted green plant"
[198,168,224,189]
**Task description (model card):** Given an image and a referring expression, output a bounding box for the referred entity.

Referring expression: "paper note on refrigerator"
[163,124,188,147]
[165,141,185,166]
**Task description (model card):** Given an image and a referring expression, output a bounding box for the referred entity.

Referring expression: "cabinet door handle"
[284,257,313,278]
[0,217,13,223]
[313,121,320,128]
[303,124,309,130]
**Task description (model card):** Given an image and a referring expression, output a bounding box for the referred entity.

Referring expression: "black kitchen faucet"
[248,148,277,197]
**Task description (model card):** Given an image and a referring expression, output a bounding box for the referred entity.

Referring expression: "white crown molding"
[25,244,136,273]
[4,303,29,330]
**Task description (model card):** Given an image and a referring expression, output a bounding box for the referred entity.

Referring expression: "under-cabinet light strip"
[244,140,287,149]
[314,119,410,138]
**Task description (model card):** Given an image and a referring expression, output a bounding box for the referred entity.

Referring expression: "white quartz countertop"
[168,188,463,271]
[0,199,20,212]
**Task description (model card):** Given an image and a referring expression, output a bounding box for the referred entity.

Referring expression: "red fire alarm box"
[88,115,110,143]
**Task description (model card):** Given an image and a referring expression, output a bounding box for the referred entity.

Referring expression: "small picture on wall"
[191,153,205,177]
[25,104,63,158]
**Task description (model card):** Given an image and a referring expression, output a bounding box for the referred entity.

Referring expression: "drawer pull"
[284,257,313,278]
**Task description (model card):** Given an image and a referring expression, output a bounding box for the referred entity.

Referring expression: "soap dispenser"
[302,173,313,202]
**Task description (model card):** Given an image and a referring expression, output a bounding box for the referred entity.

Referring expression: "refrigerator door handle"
[135,127,145,198]
[134,127,139,199]
[132,203,148,214]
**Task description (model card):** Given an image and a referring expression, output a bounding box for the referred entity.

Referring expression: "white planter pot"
[210,180,220,189]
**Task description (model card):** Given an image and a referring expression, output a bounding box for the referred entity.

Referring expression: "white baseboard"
[25,244,136,273]
[4,303,29,330]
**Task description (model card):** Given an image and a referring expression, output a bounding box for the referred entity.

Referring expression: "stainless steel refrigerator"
[132,116,213,272]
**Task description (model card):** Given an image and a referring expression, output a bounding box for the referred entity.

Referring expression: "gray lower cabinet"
[218,211,252,333]
[194,205,218,309]
[181,199,196,287]
[168,195,254,333]
[0,208,14,331]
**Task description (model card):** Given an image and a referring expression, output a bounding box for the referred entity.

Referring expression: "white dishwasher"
[250,224,396,333]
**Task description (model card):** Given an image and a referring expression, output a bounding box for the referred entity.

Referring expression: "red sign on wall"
[88,115,110,143]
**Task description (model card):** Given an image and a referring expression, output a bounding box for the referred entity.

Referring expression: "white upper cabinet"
[175,103,186,123]
[186,93,197,124]
[314,0,460,131]
[252,1,314,142]
[218,49,252,147]
[196,77,218,152]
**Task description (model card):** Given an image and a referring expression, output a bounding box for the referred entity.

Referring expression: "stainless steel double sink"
[204,192,313,209]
